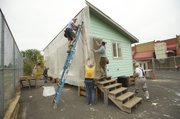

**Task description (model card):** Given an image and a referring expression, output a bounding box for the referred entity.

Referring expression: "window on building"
[112,42,122,58]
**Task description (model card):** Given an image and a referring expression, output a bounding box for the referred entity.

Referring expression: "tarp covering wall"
[44,6,93,86]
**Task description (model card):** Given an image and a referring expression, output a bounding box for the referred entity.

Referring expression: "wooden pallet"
[20,76,37,88]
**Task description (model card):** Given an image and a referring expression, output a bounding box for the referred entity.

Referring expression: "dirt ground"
[18,78,180,119]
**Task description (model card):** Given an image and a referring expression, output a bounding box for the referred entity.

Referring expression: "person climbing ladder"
[53,21,83,108]
[64,18,80,53]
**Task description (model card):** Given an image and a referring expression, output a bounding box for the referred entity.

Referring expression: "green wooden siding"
[89,13,133,77]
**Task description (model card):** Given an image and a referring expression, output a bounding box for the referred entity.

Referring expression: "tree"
[21,49,44,75]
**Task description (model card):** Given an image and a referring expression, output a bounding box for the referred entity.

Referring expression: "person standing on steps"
[64,18,79,53]
[134,63,150,101]
[93,40,108,77]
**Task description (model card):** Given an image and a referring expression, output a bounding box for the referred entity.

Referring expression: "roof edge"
[85,0,139,43]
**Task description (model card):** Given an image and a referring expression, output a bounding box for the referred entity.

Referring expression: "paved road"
[156,70,180,80]
[18,79,180,119]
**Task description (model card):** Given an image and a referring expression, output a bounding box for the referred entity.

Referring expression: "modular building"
[43,1,138,86]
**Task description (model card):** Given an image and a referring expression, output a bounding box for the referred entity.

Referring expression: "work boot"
[67,44,72,53]
[146,96,150,101]
[67,49,70,53]
[134,89,139,95]
[145,91,150,101]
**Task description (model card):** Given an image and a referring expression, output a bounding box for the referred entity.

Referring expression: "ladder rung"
[56,92,60,95]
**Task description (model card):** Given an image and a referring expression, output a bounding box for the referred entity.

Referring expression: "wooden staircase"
[95,76,142,113]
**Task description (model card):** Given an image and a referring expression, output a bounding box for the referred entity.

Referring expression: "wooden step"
[98,79,116,85]
[103,83,121,90]
[95,76,112,81]
[123,97,142,109]
[122,97,142,113]
[116,92,134,102]
[109,87,127,96]
[105,76,112,80]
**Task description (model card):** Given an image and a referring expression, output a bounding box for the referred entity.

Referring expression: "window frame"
[112,41,122,59]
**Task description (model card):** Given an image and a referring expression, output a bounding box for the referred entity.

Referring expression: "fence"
[152,56,180,79]
[153,56,180,70]
[0,10,23,118]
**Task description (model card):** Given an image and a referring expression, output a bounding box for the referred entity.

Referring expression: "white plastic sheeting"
[43,7,93,87]
[43,86,55,97]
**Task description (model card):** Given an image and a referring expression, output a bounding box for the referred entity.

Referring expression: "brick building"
[132,35,180,77]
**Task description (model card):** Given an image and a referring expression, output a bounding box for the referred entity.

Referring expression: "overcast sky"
[0,0,180,51]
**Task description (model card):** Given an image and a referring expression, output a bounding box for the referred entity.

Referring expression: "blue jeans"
[84,79,95,104]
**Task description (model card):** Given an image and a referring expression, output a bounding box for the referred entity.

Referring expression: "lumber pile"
[3,93,20,119]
